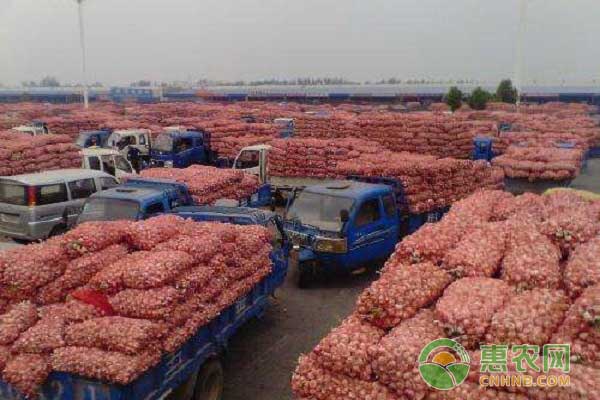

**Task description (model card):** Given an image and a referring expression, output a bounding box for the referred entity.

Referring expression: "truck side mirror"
[340,209,350,223]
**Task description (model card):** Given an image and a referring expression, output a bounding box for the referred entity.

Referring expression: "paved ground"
[221,268,377,400]
[221,159,600,400]
[0,160,597,400]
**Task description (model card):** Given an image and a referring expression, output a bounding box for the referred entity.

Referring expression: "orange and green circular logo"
[418,338,471,390]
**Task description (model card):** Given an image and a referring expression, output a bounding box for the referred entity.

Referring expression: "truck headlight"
[165,160,173,168]
[313,237,347,253]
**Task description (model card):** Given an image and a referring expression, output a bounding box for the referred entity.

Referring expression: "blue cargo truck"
[0,207,292,400]
[283,176,447,287]
[150,128,220,168]
[76,178,271,224]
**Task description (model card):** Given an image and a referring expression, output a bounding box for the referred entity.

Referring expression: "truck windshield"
[287,192,354,232]
[154,134,174,152]
[75,135,87,147]
[235,150,260,169]
[78,198,140,223]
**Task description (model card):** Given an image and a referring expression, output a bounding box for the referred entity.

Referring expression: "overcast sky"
[1,0,599,86]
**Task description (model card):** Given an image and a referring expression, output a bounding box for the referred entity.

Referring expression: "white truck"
[106,129,152,161]
[11,121,49,136]
[81,148,136,181]
[232,144,337,202]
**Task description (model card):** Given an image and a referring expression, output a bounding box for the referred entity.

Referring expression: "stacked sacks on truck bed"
[492,145,585,181]
[336,151,504,213]
[139,165,260,205]
[203,121,278,159]
[0,215,273,398]
[292,112,495,159]
[269,137,383,179]
[44,111,116,139]
[0,131,81,176]
[292,189,600,400]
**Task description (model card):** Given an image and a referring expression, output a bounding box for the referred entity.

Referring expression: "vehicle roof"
[90,186,164,203]
[81,147,121,156]
[12,126,35,132]
[160,130,203,139]
[173,205,276,224]
[241,144,272,151]
[0,169,112,185]
[111,129,149,135]
[303,180,392,199]
[79,130,110,136]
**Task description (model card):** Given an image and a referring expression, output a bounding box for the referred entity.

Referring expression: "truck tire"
[193,359,224,400]
[297,264,313,289]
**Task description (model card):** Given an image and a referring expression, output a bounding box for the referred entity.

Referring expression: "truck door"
[346,196,396,269]
[191,137,207,165]
[175,138,196,167]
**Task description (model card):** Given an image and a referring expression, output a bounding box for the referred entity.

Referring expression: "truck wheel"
[193,359,224,400]
[298,265,313,289]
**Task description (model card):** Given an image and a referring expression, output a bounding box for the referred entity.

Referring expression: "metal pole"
[77,0,89,108]
[515,0,527,109]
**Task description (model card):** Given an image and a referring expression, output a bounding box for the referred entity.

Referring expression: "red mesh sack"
[435,278,512,349]
[486,288,570,346]
[371,309,444,399]
[356,262,452,329]
[312,314,384,381]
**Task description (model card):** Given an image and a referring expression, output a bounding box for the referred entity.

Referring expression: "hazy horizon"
[2,0,600,87]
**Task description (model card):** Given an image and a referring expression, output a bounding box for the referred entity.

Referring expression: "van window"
[88,156,101,170]
[115,156,133,173]
[68,179,97,200]
[0,183,26,205]
[382,195,396,217]
[36,184,69,205]
[145,202,165,217]
[355,199,381,227]
[139,135,146,145]
[99,177,119,190]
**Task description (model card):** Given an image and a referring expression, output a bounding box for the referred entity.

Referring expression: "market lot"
[220,160,600,400]
[222,268,376,399]
[0,161,598,399]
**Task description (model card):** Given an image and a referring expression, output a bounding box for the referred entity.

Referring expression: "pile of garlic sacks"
[292,189,600,399]
[0,215,273,398]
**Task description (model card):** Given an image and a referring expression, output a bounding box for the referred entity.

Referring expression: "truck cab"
[107,129,152,161]
[11,121,49,136]
[232,144,270,183]
[77,178,194,223]
[472,136,495,162]
[75,129,112,148]
[81,148,136,181]
[285,180,401,287]
[150,129,214,168]
[274,118,294,138]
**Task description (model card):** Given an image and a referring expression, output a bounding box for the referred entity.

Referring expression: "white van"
[0,169,118,241]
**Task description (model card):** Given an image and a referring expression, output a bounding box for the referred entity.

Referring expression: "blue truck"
[0,207,292,400]
[150,128,220,168]
[283,177,447,287]
[77,177,271,224]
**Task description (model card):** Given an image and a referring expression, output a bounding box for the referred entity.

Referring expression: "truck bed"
[0,256,288,400]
